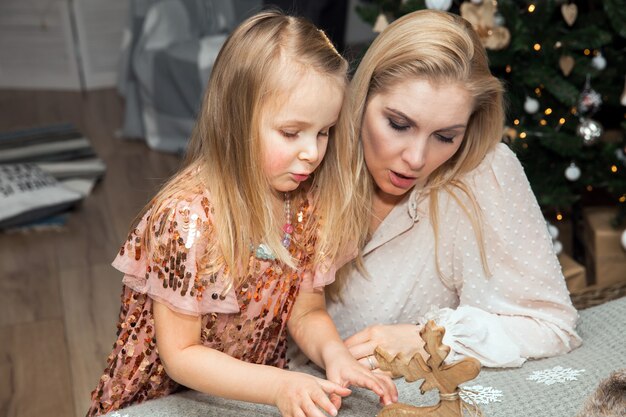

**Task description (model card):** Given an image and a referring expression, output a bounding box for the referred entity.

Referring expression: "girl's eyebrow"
[385,107,467,131]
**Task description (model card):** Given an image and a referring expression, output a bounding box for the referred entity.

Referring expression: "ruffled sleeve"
[112,193,240,316]
[427,143,582,367]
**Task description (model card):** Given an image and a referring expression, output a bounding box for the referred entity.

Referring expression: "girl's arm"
[153,300,351,417]
[287,290,397,405]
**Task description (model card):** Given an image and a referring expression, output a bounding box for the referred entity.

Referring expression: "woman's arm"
[425,144,581,367]
[287,290,397,404]
[153,300,351,417]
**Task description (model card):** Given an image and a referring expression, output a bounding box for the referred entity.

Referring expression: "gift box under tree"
[583,207,626,288]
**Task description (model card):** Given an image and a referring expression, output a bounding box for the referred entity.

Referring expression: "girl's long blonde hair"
[136,11,360,287]
[330,10,505,297]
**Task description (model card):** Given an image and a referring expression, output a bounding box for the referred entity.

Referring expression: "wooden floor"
[0,89,181,417]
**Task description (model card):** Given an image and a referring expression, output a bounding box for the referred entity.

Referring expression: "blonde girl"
[88,11,396,417]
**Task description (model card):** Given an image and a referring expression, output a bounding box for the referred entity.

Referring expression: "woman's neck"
[369,187,411,234]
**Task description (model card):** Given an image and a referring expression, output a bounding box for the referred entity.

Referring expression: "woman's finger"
[343,328,371,348]
[347,341,379,361]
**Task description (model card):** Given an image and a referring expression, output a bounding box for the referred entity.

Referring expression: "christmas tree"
[356,0,626,228]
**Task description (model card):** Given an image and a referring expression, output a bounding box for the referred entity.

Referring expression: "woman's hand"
[344,324,427,371]
[273,371,351,417]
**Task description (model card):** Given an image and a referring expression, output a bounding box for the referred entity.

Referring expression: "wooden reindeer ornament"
[374,320,482,417]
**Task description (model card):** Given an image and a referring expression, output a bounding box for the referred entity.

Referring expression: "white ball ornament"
[425,0,453,11]
[565,162,581,181]
[524,96,540,114]
[591,54,607,71]
[548,224,560,240]
[621,229,626,250]
[552,240,563,256]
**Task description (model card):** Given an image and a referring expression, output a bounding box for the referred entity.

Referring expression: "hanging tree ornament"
[460,0,510,50]
[565,162,581,181]
[578,76,603,114]
[576,117,603,145]
[620,76,626,106]
[524,96,540,114]
[373,13,389,33]
[559,55,575,77]
[561,3,578,26]
[621,229,626,251]
[591,53,607,71]
[425,0,453,11]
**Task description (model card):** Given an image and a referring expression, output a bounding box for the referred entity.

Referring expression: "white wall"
[0,0,128,90]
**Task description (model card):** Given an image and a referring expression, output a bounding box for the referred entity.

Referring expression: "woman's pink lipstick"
[389,170,416,189]
[292,173,310,182]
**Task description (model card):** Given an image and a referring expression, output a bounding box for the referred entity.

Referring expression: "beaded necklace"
[253,192,293,261]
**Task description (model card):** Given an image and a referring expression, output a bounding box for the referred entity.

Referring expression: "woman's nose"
[403,138,426,171]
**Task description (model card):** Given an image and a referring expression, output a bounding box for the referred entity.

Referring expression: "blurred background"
[0,1,625,416]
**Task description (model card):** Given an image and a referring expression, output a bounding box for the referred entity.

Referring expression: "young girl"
[88,11,396,417]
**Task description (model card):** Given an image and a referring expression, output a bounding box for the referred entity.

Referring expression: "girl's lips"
[389,170,416,189]
[292,173,310,182]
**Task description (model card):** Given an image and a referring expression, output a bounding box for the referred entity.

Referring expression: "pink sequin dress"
[87,190,331,416]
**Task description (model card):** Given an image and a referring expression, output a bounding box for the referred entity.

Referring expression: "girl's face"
[260,72,344,194]
[361,78,473,202]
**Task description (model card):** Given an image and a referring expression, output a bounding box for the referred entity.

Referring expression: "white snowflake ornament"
[460,385,503,404]
[527,366,585,385]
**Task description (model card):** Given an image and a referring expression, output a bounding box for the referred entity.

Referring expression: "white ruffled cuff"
[421,306,526,368]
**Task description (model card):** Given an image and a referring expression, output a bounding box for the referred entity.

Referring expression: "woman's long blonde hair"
[136,11,360,287]
[331,10,505,296]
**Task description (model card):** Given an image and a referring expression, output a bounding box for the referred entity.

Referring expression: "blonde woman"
[88,11,396,417]
[328,10,582,370]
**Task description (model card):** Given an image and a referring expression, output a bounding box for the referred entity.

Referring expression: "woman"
[327,10,581,369]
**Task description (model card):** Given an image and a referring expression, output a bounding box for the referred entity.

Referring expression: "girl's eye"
[281,130,298,138]
[318,130,329,137]
[388,118,410,131]
[435,133,455,144]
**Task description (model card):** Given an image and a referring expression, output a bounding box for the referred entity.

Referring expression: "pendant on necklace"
[252,192,292,261]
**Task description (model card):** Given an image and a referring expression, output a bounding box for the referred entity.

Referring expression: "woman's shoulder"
[464,142,526,186]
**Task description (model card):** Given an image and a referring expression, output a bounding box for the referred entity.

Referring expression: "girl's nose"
[298,136,320,163]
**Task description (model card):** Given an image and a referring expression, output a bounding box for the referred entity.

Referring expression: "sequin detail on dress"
[87,192,317,416]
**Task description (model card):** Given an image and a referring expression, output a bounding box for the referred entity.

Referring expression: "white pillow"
[0,163,82,229]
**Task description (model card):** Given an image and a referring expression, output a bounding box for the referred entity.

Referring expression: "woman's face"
[361,78,473,202]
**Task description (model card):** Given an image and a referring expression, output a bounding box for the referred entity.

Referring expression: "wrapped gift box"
[583,207,626,287]
[558,253,587,294]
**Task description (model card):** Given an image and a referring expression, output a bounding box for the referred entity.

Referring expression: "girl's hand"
[325,350,398,407]
[344,324,427,371]
[273,371,351,417]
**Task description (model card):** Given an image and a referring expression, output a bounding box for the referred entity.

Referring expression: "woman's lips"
[389,170,417,189]
[292,173,310,182]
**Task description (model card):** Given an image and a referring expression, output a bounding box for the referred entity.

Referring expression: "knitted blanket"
[104,296,626,417]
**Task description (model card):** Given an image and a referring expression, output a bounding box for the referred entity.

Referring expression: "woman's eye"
[388,118,410,131]
[281,130,298,138]
[435,133,454,143]
[318,130,329,137]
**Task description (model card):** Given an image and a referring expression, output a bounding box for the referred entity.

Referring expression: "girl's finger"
[319,380,352,397]
[329,392,342,410]
[375,373,399,404]
[308,389,338,417]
